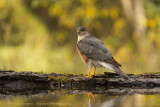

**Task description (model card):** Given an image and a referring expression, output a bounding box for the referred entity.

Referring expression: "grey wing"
[77,36,122,67]
[77,36,112,61]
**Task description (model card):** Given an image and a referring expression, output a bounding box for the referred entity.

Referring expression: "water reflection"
[0,89,159,107]
[101,93,128,107]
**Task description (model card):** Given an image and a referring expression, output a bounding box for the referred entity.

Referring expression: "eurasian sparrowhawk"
[76,26,130,80]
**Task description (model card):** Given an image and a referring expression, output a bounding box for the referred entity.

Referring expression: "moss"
[38,71,44,74]
[48,75,71,81]
[48,75,55,79]
[64,73,74,77]
[105,76,109,80]
[79,73,84,77]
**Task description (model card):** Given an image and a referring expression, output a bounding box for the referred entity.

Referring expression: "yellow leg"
[86,70,91,78]
[93,67,97,76]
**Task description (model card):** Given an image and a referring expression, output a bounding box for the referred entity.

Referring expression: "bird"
[76,26,130,80]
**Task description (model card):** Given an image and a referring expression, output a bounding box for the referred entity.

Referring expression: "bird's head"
[77,26,89,36]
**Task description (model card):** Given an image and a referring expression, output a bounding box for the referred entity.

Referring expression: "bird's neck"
[77,33,90,42]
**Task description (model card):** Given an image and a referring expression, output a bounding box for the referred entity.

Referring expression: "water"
[0,89,160,107]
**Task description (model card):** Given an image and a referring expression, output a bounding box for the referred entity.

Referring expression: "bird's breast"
[76,46,89,64]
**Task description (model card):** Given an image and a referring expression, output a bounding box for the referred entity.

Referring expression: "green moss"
[48,75,71,81]
[79,73,84,77]
[37,71,44,74]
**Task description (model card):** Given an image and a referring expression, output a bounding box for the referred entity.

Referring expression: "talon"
[86,70,92,78]
[92,74,98,76]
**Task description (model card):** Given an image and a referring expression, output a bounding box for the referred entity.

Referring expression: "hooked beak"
[77,30,81,34]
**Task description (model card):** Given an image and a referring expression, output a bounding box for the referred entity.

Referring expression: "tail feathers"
[112,65,130,80]
[99,62,130,80]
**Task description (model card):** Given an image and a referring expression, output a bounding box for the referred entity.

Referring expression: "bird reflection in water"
[87,91,129,107]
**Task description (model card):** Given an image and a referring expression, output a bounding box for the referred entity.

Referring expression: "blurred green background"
[0,0,160,74]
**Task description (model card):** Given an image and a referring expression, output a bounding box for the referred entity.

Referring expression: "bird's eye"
[81,29,85,32]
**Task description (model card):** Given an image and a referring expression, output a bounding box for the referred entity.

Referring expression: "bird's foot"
[85,70,92,78]
[86,74,98,78]
[85,72,98,78]
[92,73,98,76]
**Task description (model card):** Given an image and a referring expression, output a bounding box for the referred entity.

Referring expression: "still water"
[0,90,160,107]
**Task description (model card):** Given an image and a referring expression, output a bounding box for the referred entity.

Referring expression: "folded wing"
[77,35,121,67]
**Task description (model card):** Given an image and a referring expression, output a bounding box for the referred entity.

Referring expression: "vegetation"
[0,0,160,74]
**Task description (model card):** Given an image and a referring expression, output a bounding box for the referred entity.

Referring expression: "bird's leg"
[86,60,92,78]
[86,70,91,78]
[93,67,97,76]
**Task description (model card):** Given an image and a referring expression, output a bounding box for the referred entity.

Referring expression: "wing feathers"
[77,35,121,67]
